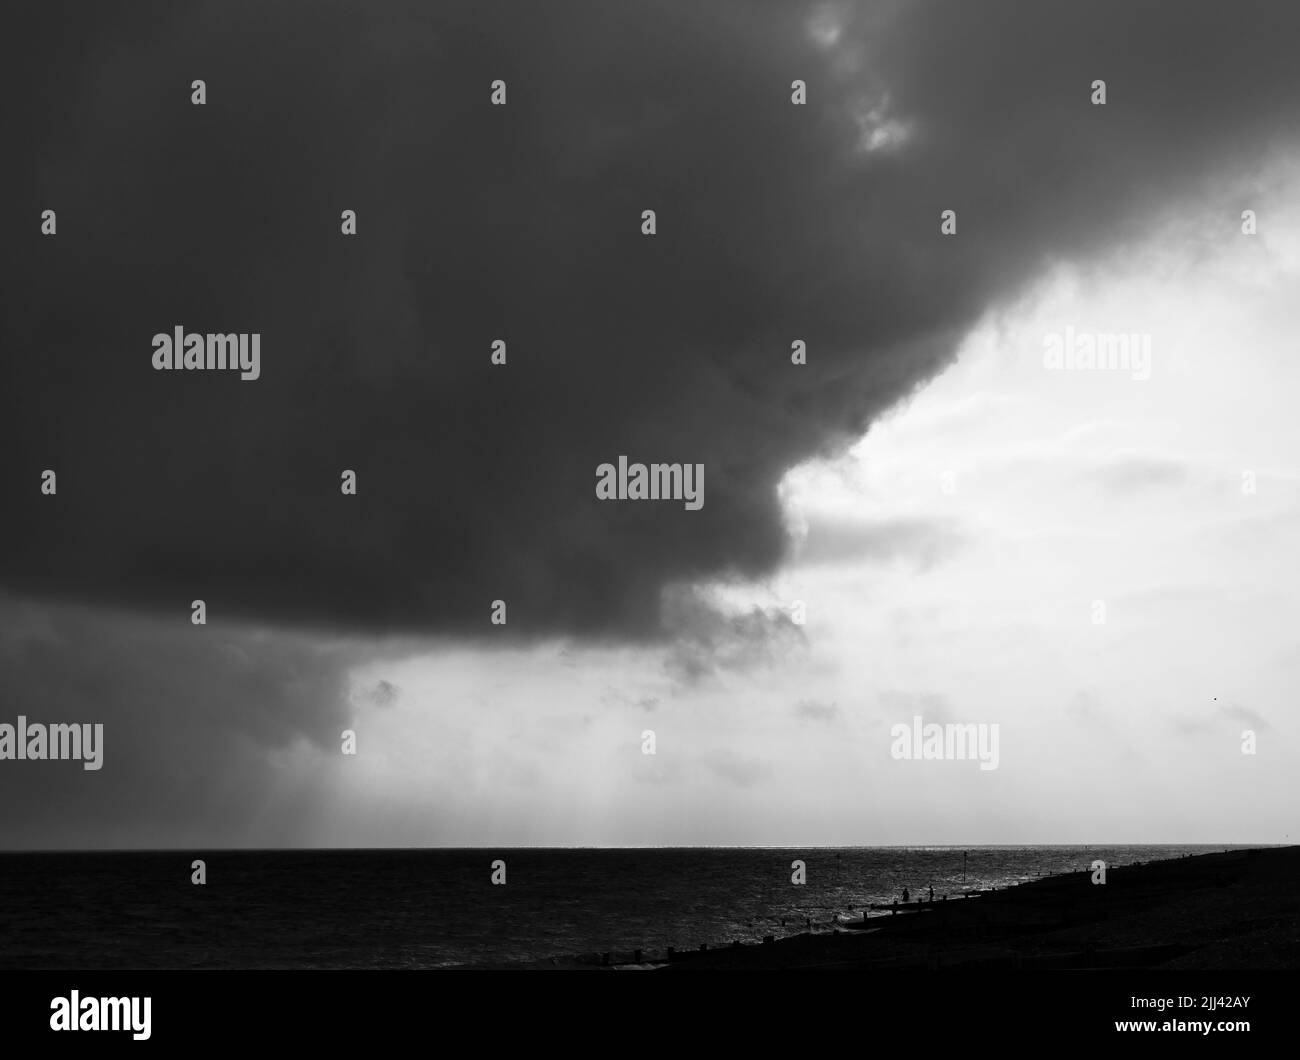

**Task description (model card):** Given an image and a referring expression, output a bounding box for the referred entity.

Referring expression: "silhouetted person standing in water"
[928,884,934,902]
[902,887,910,904]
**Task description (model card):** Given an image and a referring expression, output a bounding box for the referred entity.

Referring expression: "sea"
[0,845,1250,968]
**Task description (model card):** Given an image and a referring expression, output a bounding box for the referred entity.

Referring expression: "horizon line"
[0,842,1286,855]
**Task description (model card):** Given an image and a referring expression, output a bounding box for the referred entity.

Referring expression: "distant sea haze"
[0,846,1249,969]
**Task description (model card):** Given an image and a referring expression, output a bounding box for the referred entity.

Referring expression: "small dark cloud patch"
[794,699,840,722]
[704,750,775,789]
[798,517,965,570]
[1091,456,1191,494]
[662,589,805,687]
[1217,702,1269,731]
[361,679,399,708]
[1171,700,1270,737]
[1065,689,1107,724]
[878,690,951,723]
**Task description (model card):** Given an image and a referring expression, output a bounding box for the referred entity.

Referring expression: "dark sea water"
[0,846,1247,968]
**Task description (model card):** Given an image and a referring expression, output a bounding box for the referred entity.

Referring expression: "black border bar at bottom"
[0,969,1291,1049]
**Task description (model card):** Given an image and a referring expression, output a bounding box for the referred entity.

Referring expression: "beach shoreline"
[496,846,1299,970]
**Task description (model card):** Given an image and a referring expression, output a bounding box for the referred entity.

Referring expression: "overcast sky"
[2,0,1298,847]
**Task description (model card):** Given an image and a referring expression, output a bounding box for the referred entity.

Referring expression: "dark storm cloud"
[0,594,357,847]
[4,1,1300,639]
